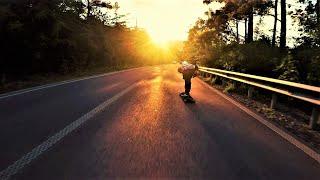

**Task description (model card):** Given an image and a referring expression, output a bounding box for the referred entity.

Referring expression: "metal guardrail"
[199,66,320,129]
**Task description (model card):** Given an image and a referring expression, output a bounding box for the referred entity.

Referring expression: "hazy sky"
[110,0,209,43]
[109,0,302,45]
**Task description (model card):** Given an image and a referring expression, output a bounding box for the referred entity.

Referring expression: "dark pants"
[185,78,191,95]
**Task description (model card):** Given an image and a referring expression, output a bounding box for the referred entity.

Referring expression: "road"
[0,65,319,179]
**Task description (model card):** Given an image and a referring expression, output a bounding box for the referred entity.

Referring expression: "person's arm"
[193,65,199,77]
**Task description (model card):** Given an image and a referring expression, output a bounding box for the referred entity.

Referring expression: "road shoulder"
[0,66,144,99]
[196,78,320,164]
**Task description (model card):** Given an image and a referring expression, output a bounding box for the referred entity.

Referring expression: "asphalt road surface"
[0,65,319,179]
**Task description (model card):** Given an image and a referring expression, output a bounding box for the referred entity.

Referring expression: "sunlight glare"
[148,30,171,45]
[112,0,207,42]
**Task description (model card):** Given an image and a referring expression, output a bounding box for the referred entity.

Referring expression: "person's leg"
[185,79,191,95]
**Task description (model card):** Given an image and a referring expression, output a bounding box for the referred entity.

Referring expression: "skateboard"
[179,92,196,103]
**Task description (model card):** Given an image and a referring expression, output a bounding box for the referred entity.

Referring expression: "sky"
[109,0,303,46]
[109,0,209,43]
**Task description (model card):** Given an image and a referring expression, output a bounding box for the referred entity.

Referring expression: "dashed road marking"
[0,82,139,180]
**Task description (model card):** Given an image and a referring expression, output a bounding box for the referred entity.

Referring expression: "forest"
[0,0,177,87]
[1,0,319,89]
[182,0,320,86]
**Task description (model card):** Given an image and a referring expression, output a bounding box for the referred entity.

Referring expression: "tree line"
[0,0,176,85]
[183,0,320,86]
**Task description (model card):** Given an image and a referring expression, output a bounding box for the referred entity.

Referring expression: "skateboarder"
[178,61,198,99]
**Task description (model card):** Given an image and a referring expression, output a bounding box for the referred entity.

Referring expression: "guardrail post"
[222,79,227,87]
[309,107,319,129]
[232,81,236,88]
[210,76,216,85]
[248,87,254,99]
[270,94,277,109]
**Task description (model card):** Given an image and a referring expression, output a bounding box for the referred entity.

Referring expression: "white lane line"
[197,79,320,164]
[0,83,139,180]
[0,67,143,100]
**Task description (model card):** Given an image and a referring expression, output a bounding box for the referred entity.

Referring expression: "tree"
[292,0,320,47]
[272,0,278,47]
[248,6,254,43]
[0,0,172,85]
[277,52,300,82]
[85,0,112,18]
[316,0,320,23]
[280,0,286,49]
[203,0,273,43]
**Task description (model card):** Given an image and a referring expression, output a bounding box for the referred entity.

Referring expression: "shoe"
[181,93,189,98]
[179,92,186,96]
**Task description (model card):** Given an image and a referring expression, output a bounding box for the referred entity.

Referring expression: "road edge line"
[0,67,144,100]
[197,78,320,164]
[0,83,139,180]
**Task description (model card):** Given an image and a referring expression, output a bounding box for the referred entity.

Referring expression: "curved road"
[0,65,319,179]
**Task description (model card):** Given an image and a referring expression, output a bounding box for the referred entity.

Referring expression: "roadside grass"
[0,64,139,94]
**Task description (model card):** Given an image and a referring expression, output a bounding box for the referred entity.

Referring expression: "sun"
[110,0,208,45]
[147,29,173,46]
